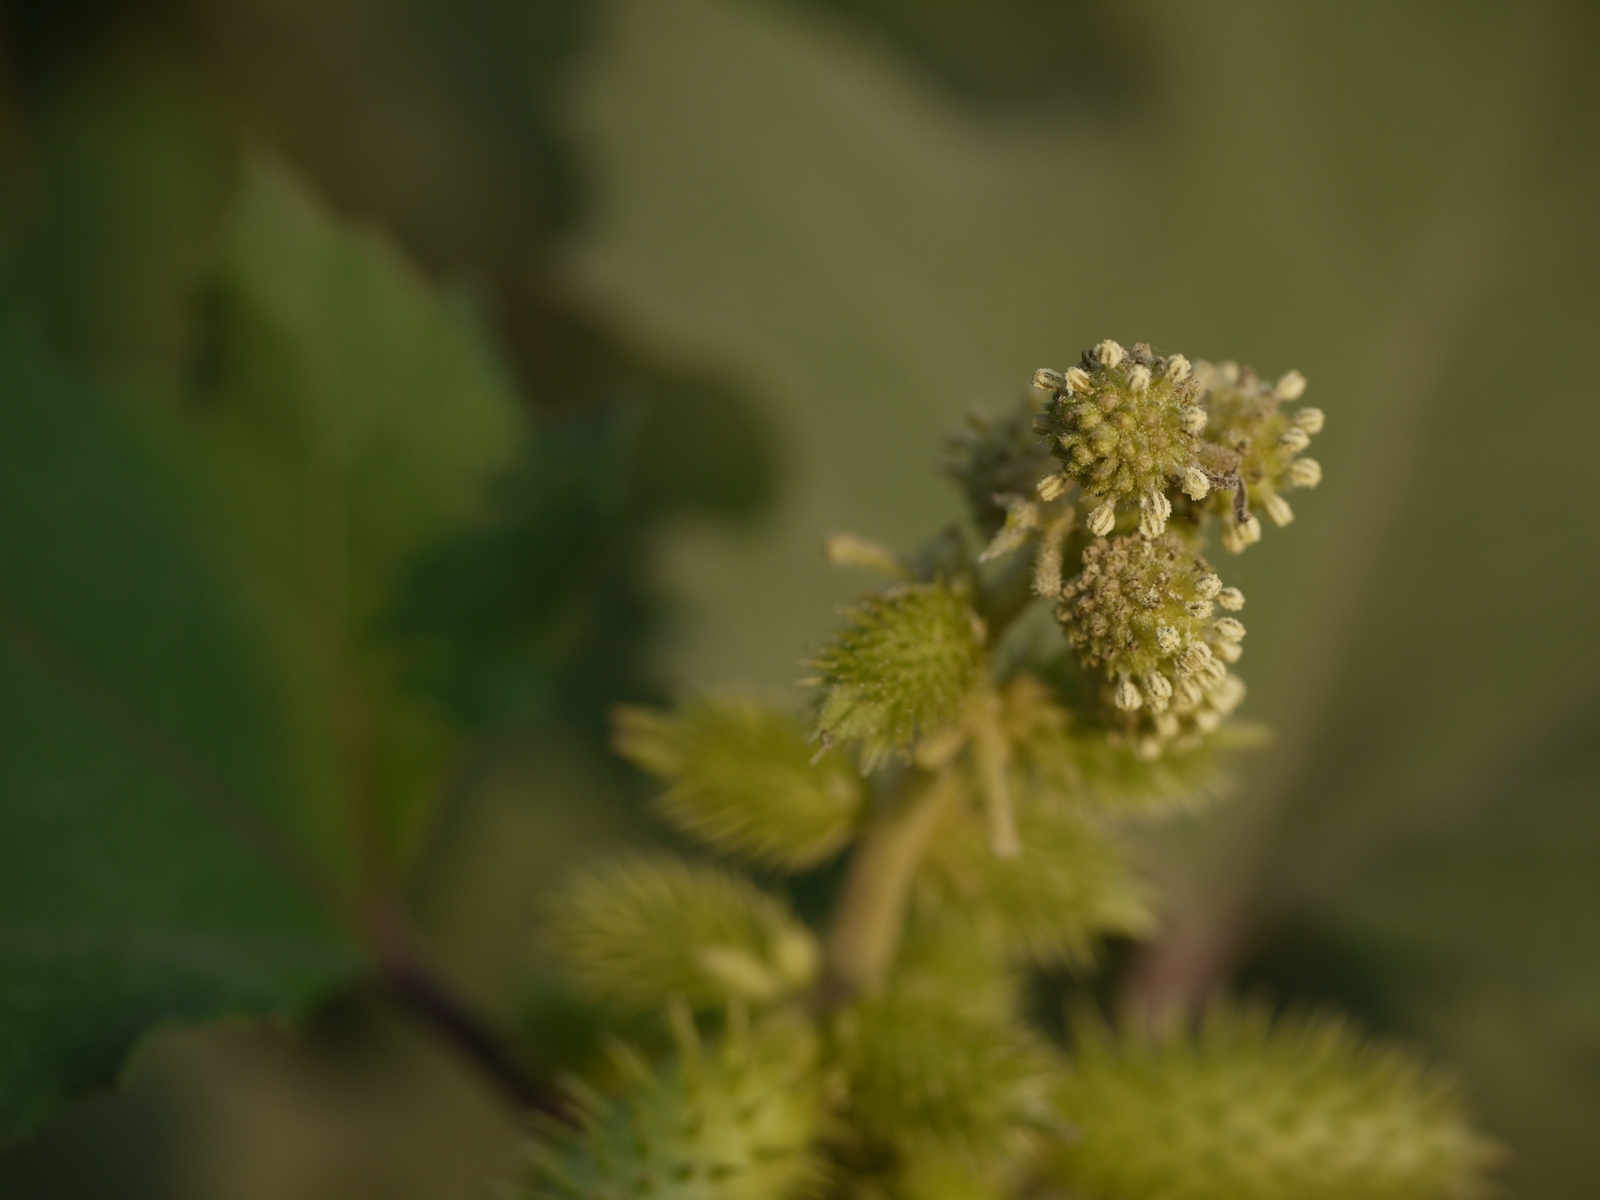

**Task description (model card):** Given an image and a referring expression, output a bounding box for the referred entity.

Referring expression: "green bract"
[809,581,985,769]
[614,698,863,870]
[520,1025,822,1200]
[551,858,818,1010]
[1052,1004,1500,1200]
[922,805,1153,967]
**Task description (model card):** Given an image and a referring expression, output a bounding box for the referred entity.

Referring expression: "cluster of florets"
[1057,534,1247,754]
[1187,360,1324,552]
[1032,340,1211,540]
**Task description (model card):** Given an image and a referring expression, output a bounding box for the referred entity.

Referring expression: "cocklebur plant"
[517,341,1497,1200]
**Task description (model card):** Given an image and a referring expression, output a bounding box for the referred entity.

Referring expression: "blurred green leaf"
[0,155,527,1143]
[0,317,357,1145]
[172,157,523,873]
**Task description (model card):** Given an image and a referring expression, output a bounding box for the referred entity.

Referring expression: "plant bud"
[1210,674,1247,714]
[1184,600,1214,619]
[1038,472,1070,501]
[1165,354,1191,382]
[1156,625,1181,653]
[1096,339,1125,368]
[1261,493,1295,527]
[1286,457,1322,489]
[1180,466,1210,499]
[1113,677,1143,711]
[1088,501,1117,536]
[1292,406,1325,434]
[1279,427,1312,453]
[1216,639,1243,662]
[1127,364,1151,393]
[1033,367,1066,392]
[1137,490,1170,538]
[1064,366,1092,393]
[1178,642,1213,675]
[1216,586,1245,610]
[1180,405,1207,435]
[1144,672,1173,701]
[1276,369,1307,400]
[1213,617,1246,641]
[1194,573,1223,600]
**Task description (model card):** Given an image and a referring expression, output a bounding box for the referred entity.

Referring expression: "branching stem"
[821,769,957,1004]
[367,905,560,1115]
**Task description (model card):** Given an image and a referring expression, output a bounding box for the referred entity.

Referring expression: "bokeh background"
[1,0,1598,1196]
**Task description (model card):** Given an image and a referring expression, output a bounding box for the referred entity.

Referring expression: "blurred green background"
[1,0,1597,1196]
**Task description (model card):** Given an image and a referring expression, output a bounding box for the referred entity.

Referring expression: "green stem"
[821,769,956,1003]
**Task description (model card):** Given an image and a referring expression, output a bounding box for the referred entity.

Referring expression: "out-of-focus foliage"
[517,1020,823,1200]
[550,857,817,1010]
[0,154,531,1143]
[614,697,863,870]
[1051,1004,1499,1200]
[0,0,778,1184]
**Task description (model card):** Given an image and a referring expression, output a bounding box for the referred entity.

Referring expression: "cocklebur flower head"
[1055,535,1248,743]
[1033,341,1204,529]
[1190,360,1325,549]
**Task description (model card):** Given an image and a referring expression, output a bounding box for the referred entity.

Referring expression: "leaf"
[168,157,523,873]
[0,318,358,1145]
[0,156,527,1143]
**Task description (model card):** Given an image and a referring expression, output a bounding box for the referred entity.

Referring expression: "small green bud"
[837,986,1053,1153]
[1049,1003,1501,1200]
[614,698,863,870]
[810,582,986,770]
[519,1023,822,1200]
[552,857,818,1010]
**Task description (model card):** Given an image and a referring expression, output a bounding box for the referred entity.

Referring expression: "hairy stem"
[822,769,956,1003]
